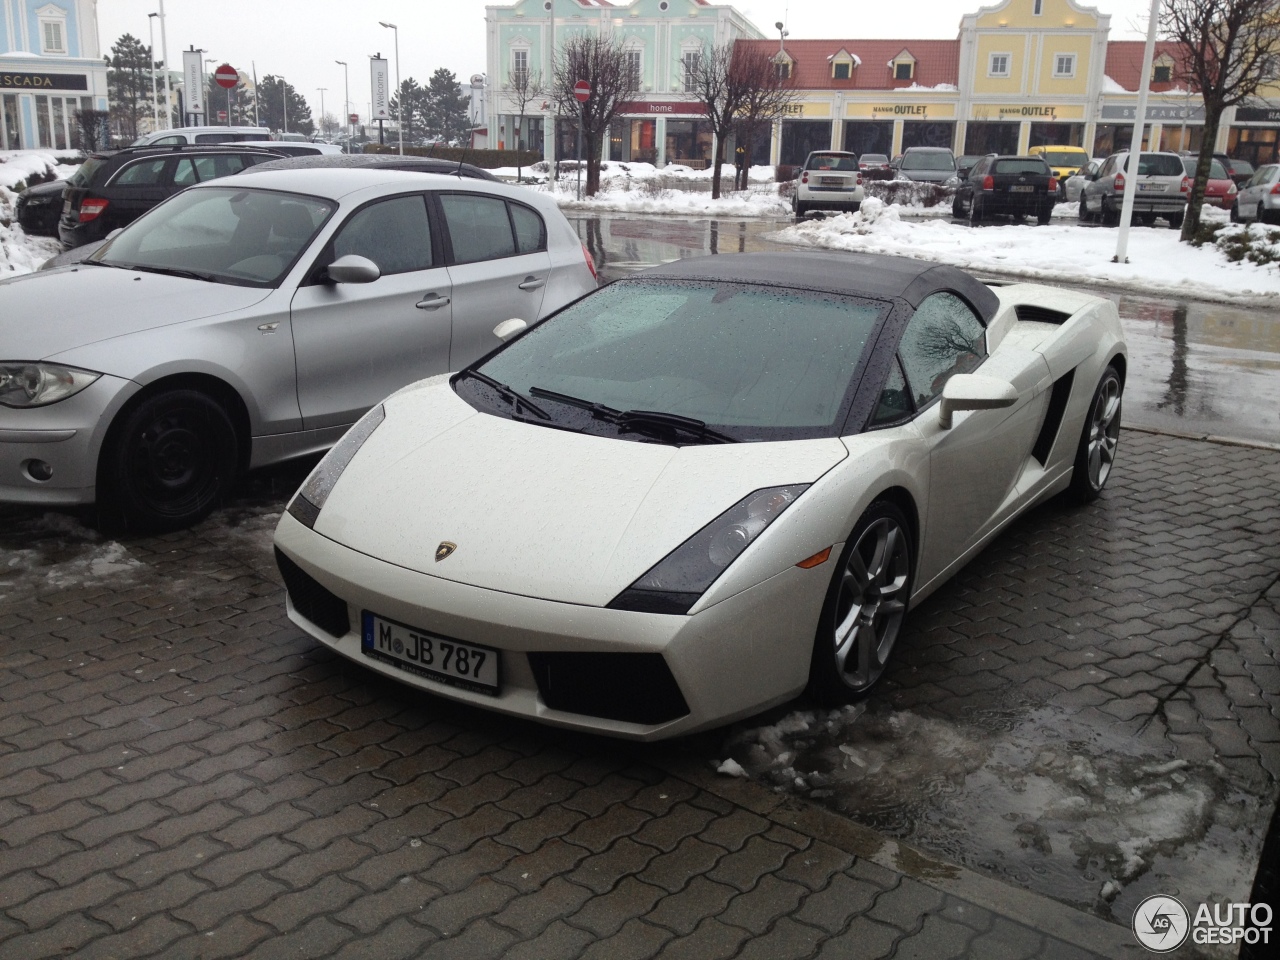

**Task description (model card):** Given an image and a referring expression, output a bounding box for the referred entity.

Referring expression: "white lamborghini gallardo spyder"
[273,252,1126,740]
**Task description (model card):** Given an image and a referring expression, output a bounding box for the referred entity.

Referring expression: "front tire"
[1069,365,1122,504]
[1230,201,1240,223]
[952,194,965,219]
[969,195,984,224]
[99,389,240,533]
[807,501,913,705]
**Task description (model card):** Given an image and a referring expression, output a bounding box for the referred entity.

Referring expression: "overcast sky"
[97,0,1158,123]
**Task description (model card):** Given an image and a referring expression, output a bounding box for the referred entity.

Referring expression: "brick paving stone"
[732,916,825,960]
[650,916,751,960]
[794,872,884,933]
[417,918,517,960]
[636,836,725,893]
[812,915,904,958]
[717,872,808,935]
[490,877,594,938]
[566,875,666,938]
[643,875,738,936]
[569,838,662,896]
[90,871,208,931]
[333,877,442,934]
[498,920,596,960]
[252,874,364,933]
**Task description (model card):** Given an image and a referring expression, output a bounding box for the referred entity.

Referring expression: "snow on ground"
[0,218,61,277]
[0,151,79,277]
[490,159,777,185]
[538,178,792,216]
[772,197,1278,302]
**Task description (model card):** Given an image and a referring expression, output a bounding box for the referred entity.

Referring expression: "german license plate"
[1138,182,1164,192]
[1010,185,1034,193]
[361,611,500,695]
[820,177,845,186]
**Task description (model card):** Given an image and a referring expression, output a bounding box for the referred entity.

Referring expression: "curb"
[1124,423,1280,453]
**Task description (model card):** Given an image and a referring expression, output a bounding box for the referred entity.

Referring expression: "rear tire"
[794,200,808,218]
[1078,196,1093,223]
[969,195,984,224]
[1069,365,1122,504]
[99,389,240,533]
[1230,202,1240,223]
[1167,212,1184,230]
[1101,199,1119,226]
[807,501,913,705]
[1037,205,1052,225]
[952,195,965,219]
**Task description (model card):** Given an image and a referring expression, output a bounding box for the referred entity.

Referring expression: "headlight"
[607,484,809,615]
[286,403,385,529]
[0,363,101,408]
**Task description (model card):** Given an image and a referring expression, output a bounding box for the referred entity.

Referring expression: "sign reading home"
[0,71,88,90]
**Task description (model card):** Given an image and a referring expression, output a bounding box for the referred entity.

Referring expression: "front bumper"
[273,511,831,740]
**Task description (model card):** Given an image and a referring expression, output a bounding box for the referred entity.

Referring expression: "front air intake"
[527,652,690,725]
[274,547,351,638]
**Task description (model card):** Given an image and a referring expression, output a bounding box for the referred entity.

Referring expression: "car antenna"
[454,103,479,178]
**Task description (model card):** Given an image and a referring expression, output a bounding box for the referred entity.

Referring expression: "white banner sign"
[371,58,391,120]
[182,49,205,117]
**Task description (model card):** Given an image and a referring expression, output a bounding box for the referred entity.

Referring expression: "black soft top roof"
[633,252,1000,322]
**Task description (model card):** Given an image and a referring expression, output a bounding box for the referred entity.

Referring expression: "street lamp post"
[204,58,216,124]
[158,0,172,129]
[379,21,403,155]
[147,13,160,130]
[336,60,350,141]
[317,88,327,139]
[279,76,288,135]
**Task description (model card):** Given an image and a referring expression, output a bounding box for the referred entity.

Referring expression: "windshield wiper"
[456,369,550,420]
[529,387,737,444]
[116,263,224,284]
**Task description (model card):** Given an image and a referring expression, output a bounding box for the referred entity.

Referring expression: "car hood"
[313,380,848,607]
[0,267,272,360]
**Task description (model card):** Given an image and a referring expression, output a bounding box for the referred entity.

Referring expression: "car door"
[896,293,1048,585]
[106,156,173,227]
[436,191,552,369]
[290,192,453,430]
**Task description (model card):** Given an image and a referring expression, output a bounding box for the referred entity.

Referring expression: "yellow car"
[1030,145,1090,197]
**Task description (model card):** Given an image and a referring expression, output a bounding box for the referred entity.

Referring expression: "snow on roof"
[1104,40,1196,93]
[737,38,959,90]
[1102,75,1129,93]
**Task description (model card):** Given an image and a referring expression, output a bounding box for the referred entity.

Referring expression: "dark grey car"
[896,147,958,184]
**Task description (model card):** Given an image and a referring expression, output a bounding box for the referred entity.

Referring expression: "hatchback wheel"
[1069,366,1122,504]
[807,501,913,704]
[1230,202,1240,223]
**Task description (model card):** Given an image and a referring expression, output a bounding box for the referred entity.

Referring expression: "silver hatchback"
[0,169,597,530]
[1232,163,1280,224]
[1079,150,1189,228]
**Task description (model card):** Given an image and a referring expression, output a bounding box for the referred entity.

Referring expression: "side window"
[172,158,198,187]
[440,193,516,264]
[194,133,235,144]
[191,154,249,181]
[971,158,988,177]
[897,292,987,408]
[510,203,546,254]
[869,357,912,427]
[149,135,185,145]
[331,195,432,276]
[113,159,168,186]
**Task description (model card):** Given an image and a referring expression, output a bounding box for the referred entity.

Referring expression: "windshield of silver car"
[474,279,888,441]
[90,187,335,287]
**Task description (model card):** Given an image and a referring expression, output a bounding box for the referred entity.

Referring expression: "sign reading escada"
[0,71,88,90]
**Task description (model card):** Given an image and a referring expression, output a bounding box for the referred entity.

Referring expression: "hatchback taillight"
[582,244,597,280]
[801,171,809,184]
[856,173,863,185]
[1114,173,1125,191]
[78,198,109,222]
[1048,177,1058,192]
[982,175,994,190]
[1180,176,1191,193]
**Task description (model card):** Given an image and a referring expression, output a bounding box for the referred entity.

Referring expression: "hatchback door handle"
[517,276,546,291]
[416,294,450,310]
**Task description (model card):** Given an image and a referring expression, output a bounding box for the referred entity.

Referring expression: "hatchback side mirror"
[493,318,527,340]
[938,374,1018,428]
[326,254,380,284]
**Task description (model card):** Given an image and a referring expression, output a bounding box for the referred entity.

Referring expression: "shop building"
[1,0,107,150]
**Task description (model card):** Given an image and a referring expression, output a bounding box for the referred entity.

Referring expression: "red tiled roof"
[735,38,960,91]
[1104,41,1198,93]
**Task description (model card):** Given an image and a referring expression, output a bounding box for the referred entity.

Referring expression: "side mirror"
[938,374,1017,429]
[493,318,527,340]
[326,254,381,284]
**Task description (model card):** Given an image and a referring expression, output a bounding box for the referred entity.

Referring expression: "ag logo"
[435,541,457,562]
[1132,895,1190,952]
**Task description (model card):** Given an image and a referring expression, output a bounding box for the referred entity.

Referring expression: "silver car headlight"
[607,484,809,615]
[0,363,101,408]
[286,403,386,529]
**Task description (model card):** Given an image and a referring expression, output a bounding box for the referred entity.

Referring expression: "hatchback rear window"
[806,154,858,171]
[1039,150,1088,166]
[67,157,105,187]
[1135,154,1187,177]
[993,159,1051,175]
[1232,159,1255,175]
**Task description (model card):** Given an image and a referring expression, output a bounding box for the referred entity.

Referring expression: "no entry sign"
[214,64,238,89]
[573,80,590,103]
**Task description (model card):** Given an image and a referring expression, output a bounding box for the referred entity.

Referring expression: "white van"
[131,125,272,146]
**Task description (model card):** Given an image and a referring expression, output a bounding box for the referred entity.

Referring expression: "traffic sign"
[573,80,590,103]
[214,64,238,89]
[349,113,359,124]
[217,110,228,121]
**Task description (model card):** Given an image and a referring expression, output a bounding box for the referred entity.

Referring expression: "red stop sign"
[214,64,238,89]
[573,80,590,103]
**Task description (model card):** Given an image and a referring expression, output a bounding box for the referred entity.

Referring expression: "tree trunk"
[586,128,603,196]
[711,129,729,199]
[1181,105,1223,242]
[516,110,524,182]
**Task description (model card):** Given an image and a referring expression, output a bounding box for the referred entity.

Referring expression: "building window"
[41,19,66,55]
[894,61,913,81]
[625,49,642,88]
[682,51,700,92]
[775,60,791,80]
[1034,0,1043,14]
[511,49,528,88]
[833,61,851,80]
[989,53,1010,78]
[1153,64,1172,83]
[1054,54,1075,78]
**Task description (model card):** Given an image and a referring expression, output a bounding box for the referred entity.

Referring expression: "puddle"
[0,510,144,600]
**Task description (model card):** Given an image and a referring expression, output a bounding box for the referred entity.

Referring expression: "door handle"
[416,294,450,310]
[517,276,546,291]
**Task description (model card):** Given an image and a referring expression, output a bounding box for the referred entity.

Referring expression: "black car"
[1213,153,1255,187]
[952,155,1056,224]
[57,144,284,248]
[15,177,66,236]
[247,153,501,181]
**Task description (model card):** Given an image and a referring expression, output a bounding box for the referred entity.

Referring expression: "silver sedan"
[0,168,597,530]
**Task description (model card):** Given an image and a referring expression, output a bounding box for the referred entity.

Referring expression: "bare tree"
[503,67,545,182]
[552,33,640,196]
[734,48,801,190]
[1162,0,1280,239]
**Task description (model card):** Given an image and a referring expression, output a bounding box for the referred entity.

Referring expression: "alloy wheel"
[831,517,910,692]
[1087,375,1121,489]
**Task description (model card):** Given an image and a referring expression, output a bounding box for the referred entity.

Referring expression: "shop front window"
[1159,124,1202,153]
[901,121,955,151]
[1093,124,1147,157]
[780,120,831,166]
[1228,127,1280,167]
[36,96,52,149]
[844,121,893,157]
[666,119,712,167]
[1,95,20,150]
[1028,122,1084,149]
[964,121,1019,155]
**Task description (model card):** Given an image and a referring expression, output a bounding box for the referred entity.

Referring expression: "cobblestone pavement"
[1,430,1277,959]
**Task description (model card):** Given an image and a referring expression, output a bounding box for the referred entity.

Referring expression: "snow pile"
[773,199,1280,301]
[495,159,777,186]
[0,512,143,601]
[0,218,60,277]
[0,149,78,191]
[536,177,792,217]
[0,153,80,276]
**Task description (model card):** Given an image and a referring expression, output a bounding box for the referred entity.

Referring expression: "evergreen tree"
[258,75,314,136]
[389,78,426,142]
[424,68,470,143]
[105,34,155,140]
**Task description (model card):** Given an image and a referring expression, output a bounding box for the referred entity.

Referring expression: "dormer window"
[774,52,793,80]
[834,62,850,80]
[829,48,860,81]
[891,49,916,81]
[1153,65,1172,83]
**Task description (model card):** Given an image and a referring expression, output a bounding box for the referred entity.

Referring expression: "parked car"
[1182,156,1238,209]
[58,144,285,248]
[858,153,892,179]
[273,251,1126,739]
[1029,145,1090,196]
[248,153,501,182]
[1214,154,1255,187]
[237,141,344,157]
[896,147,958,184]
[1064,159,1101,203]
[15,178,66,236]
[955,154,986,180]
[793,151,864,216]
[1,168,598,531]
[952,155,1057,224]
[131,125,272,146]
[1079,151,1189,228]
[1232,163,1280,223]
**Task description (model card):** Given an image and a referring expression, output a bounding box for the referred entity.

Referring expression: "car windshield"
[66,157,105,188]
[91,186,335,287]
[993,159,1051,175]
[901,152,955,171]
[474,279,889,441]
[1040,150,1088,166]
[806,153,858,171]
